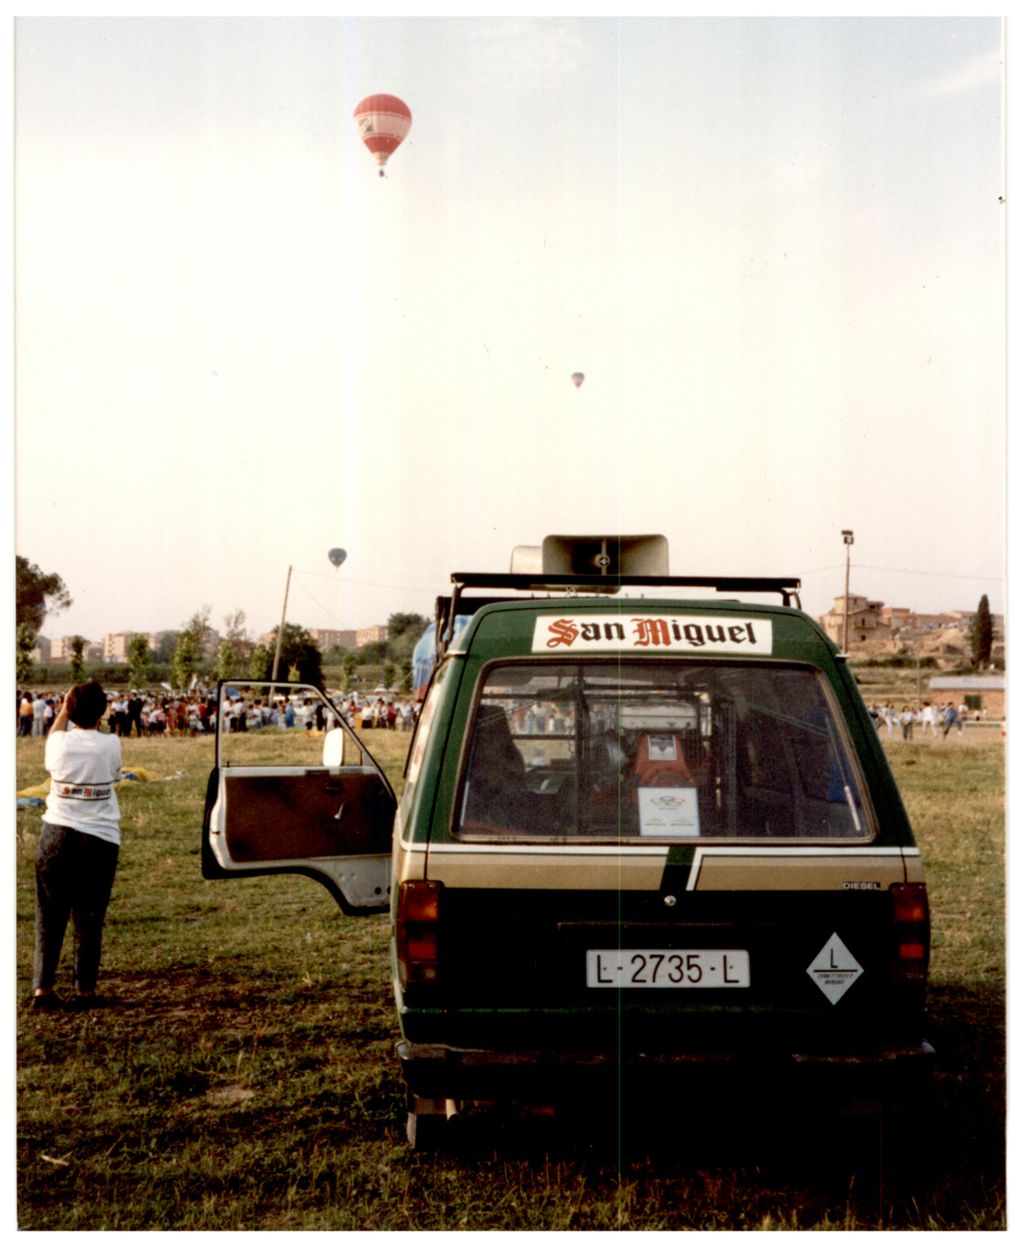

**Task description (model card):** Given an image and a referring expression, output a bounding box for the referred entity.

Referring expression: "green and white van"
[203,536,931,1147]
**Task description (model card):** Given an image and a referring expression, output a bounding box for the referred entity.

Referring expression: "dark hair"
[65,681,108,729]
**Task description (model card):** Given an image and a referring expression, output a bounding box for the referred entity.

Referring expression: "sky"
[12,16,1006,645]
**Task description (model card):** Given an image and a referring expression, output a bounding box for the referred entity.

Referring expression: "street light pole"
[271,564,292,683]
[841,530,854,654]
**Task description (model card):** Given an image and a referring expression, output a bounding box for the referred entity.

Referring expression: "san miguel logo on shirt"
[53,781,114,800]
[532,615,773,655]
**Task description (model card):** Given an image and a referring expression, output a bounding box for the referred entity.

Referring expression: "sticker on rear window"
[638,788,700,837]
[532,614,773,655]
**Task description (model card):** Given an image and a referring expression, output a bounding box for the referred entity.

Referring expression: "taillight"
[890,882,930,978]
[396,880,443,989]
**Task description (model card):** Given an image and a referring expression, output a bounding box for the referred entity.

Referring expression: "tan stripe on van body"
[687,846,914,892]
[404,841,669,891]
[397,839,917,893]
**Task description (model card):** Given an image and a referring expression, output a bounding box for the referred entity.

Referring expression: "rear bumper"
[397,1038,934,1107]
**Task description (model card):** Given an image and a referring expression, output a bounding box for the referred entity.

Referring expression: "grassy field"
[15,726,1005,1230]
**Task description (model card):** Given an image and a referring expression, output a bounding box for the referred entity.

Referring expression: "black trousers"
[34,823,119,994]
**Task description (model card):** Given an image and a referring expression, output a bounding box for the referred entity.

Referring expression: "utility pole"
[271,565,292,683]
[841,530,854,654]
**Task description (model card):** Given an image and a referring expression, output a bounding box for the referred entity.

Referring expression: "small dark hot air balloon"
[571,372,585,389]
[328,548,347,568]
[353,94,412,177]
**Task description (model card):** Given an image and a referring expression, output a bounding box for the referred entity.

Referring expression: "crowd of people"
[18,689,217,737]
[17,690,57,737]
[219,692,417,733]
[18,687,418,739]
[867,700,982,740]
[22,687,991,747]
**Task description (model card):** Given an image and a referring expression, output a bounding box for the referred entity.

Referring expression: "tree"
[180,606,213,658]
[171,632,199,690]
[251,623,323,686]
[249,644,273,682]
[342,652,358,690]
[387,612,430,665]
[69,636,87,684]
[151,631,180,663]
[16,624,35,684]
[355,639,389,665]
[127,634,151,687]
[216,639,239,682]
[16,555,72,634]
[971,595,994,669]
[170,605,212,689]
[216,610,252,681]
[382,660,396,689]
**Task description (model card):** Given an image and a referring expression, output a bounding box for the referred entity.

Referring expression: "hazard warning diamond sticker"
[807,933,863,1005]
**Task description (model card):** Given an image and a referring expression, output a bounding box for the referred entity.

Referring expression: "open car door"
[202,681,396,914]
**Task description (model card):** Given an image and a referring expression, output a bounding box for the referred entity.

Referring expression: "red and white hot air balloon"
[571,372,585,389]
[353,94,412,177]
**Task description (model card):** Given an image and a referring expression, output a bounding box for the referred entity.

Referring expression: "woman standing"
[32,681,122,1011]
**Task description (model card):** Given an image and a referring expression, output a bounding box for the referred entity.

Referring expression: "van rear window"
[456,661,869,841]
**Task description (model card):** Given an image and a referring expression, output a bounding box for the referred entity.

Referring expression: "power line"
[853,564,1003,583]
[286,568,436,633]
[796,562,1001,583]
[288,578,348,630]
[291,567,436,598]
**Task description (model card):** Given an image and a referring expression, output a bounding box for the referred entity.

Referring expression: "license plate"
[586,948,750,989]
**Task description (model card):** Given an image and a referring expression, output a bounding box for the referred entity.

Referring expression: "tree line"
[16,556,428,691]
[16,554,998,686]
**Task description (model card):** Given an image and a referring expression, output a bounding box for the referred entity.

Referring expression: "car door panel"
[202,681,396,914]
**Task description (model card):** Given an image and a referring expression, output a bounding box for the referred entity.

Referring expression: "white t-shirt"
[43,729,123,845]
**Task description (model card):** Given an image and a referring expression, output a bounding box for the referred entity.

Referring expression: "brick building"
[310,628,358,651]
[820,594,890,647]
[356,625,389,646]
[103,632,140,662]
[927,675,1005,719]
[49,636,104,664]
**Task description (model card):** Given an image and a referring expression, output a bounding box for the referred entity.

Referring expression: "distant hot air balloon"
[353,94,412,177]
[571,372,585,389]
[328,548,347,568]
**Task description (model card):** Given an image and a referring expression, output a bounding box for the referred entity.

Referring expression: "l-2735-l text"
[585,949,751,989]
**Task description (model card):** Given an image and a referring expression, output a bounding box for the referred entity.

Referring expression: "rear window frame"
[450,654,878,847]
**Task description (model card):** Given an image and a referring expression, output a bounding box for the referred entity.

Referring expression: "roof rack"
[435,572,803,657]
[452,572,801,602]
